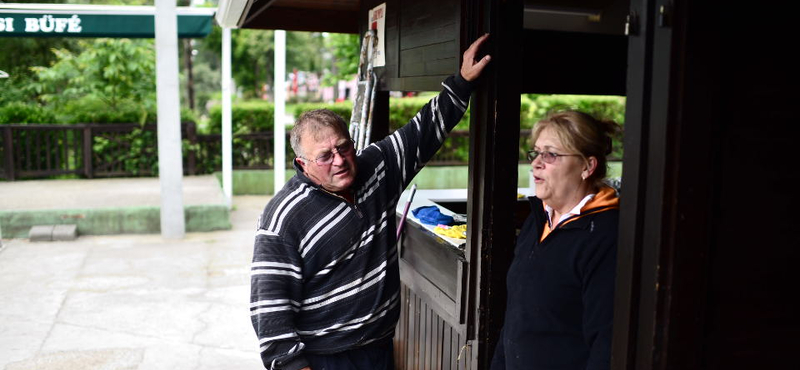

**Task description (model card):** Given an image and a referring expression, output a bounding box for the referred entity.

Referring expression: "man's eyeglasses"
[304,140,355,166]
[527,150,582,164]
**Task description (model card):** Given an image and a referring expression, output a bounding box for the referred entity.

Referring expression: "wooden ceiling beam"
[242,5,359,33]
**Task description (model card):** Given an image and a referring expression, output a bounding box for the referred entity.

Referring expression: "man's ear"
[296,158,306,172]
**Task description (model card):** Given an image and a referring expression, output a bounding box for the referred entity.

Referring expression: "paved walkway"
[0,176,227,211]
[0,195,271,370]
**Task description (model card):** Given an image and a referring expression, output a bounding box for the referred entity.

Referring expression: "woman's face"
[531,127,588,210]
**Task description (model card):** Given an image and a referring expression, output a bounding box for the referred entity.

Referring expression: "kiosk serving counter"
[393,187,533,368]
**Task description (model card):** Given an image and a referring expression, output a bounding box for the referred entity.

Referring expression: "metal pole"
[155,0,185,239]
[222,27,233,206]
[274,29,287,192]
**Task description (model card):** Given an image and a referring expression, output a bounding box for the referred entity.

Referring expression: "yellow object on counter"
[434,224,467,239]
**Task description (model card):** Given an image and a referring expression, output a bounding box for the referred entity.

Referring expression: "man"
[251,34,491,370]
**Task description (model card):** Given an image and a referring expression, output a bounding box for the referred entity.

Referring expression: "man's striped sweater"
[250,73,474,370]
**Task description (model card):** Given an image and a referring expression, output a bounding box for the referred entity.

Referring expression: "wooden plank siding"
[395,284,472,370]
[398,0,459,78]
[361,0,461,92]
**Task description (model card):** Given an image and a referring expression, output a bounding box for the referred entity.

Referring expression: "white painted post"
[155,0,185,239]
[274,29,286,192]
[221,27,233,206]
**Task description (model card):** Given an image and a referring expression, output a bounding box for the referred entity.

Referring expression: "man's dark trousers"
[305,338,394,370]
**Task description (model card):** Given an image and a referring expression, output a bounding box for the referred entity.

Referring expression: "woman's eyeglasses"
[305,140,355,166]
[527,150,581,164]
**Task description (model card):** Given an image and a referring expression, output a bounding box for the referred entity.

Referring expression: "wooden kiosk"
[218,0,799,369]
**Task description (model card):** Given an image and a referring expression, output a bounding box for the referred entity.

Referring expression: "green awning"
[0,4,215,38]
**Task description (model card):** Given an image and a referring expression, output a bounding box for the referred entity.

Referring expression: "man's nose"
[331,151,346,166]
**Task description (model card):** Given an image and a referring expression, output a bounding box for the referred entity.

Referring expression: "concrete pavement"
[0,176,231,238]
[0,195,271,370]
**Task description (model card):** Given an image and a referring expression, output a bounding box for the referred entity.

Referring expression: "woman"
[491,111,621,370]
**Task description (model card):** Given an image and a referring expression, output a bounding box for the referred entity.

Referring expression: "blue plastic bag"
[412,206,454,226]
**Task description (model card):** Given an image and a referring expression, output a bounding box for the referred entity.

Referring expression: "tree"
[29,38,155,109]
[323,33,360,86]
[198,28,329,99]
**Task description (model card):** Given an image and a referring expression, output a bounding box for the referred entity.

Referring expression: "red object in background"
[292,68,298,94]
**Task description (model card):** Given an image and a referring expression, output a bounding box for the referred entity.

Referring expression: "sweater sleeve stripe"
[268,185,311,233]
[258,332,298,346]
[387,131,407,184]
[434,97,449,139]
[251,298,301,308]
[357,160,386,203]
[430,97,446,143]
[251,269,303,280]
[250,304,301,316]
[252,261,302,272]
[442,82,467,111]
[256,229,279,237]
[297,292,399,337]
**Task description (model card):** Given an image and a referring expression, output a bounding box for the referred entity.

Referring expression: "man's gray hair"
[290,109,351,159]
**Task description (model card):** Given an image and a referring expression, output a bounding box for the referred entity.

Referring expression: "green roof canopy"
[0,4,215,38]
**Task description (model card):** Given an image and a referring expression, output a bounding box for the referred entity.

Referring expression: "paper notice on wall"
[368,3,386,67]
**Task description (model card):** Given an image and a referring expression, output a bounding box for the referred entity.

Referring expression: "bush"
[59,96,157,124]
[0,102,56,124]
[526,94,625,125]
[390,95,470,131]
[292,101,353,123]
[207,101,274,134]
[0,73,37,108]
[523,94,626,160]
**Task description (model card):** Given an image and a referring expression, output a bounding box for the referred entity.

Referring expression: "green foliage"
[323,33,360,86]
[524,94,626,126]
[0,102,56,124]
[522,94,626,159]
[28,38,155,110]
[385,93,625,162]
[92,126,159,176]
[207,101,275,134]
[201,28,328,99]
[0,73,39,106]
[292,101,354,123]
[389,95,470,131]
[58,96,154,124]
[0,37,79,79]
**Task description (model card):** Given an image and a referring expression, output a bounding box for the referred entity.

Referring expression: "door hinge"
[658,4,672,27]
[625,11,639,36]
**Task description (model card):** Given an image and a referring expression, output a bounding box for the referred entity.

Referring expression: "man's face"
[296,126,357,193]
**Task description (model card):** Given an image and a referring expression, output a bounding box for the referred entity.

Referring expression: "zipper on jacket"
[352,203,363,218]
[318,187,364,219]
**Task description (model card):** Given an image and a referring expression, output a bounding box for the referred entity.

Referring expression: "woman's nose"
[531,156,544,169]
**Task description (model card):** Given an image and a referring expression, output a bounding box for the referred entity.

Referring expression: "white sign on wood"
[368,3,386,67]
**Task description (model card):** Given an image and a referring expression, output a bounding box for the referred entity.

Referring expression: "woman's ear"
[583,156,598,180]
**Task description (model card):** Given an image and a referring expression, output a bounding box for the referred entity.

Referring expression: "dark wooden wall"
[613,0,800,368]
[522,30,627,95]
[361,0,475,367]
[690,3,799,368]
[361,0,462,92]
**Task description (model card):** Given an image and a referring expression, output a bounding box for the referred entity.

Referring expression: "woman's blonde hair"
[531,110,621,189]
